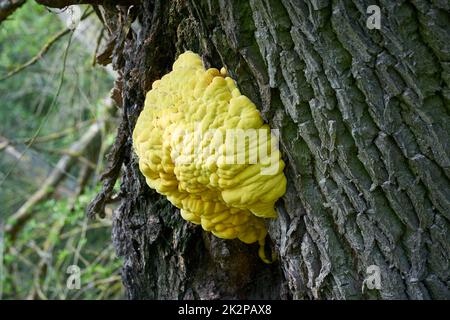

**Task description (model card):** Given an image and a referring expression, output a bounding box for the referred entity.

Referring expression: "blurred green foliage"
[0,2,122,299]
[0,3,112,147]
[2,188,123,299]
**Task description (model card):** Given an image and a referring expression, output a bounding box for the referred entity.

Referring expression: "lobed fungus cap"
[133,51,286,262]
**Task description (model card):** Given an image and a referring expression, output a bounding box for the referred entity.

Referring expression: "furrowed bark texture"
[97,0,450,299]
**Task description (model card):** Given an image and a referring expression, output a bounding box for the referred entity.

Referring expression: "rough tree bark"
[82,0,450,299]
[0,0,26,22]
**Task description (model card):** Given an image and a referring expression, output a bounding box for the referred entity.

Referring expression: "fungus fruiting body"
[133,51,286,262]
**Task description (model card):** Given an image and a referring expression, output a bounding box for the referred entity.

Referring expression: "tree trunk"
[90,0,450,299]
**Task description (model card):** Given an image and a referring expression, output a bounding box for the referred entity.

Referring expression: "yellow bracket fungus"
[132,51,286,263]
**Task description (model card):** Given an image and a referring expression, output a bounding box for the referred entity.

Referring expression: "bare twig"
[68,162,92,210]
[0,9,93,81]
[92,26,105,66]
[27,214,66,300]
[0,29,69,81]
[58,221,111,239]
[32,145,97,169]
[0,30,74,189]
[5,122,102,241]
[14,120,93,144]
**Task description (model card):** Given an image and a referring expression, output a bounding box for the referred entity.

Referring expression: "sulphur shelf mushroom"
[133,51,286,263]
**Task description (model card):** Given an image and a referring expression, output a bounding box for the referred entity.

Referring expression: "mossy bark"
[97,0,450,299]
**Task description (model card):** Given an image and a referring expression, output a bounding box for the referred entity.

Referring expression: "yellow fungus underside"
[132,51,286,262]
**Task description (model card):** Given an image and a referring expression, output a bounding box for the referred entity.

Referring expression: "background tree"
[5,0,450,299]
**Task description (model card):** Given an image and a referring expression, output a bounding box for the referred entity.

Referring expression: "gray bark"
[89,0,450,299]
[0,0,25,22]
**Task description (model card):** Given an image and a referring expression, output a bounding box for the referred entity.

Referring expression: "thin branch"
[92,26,105,66]
[14,120,93,144]
[0,30,74,188]
[0,29,69,81]
[5,122,102,241]
[58,221,111,239]
[32,145,97,169]
[26,214,66,300]
[0,9,93,81]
